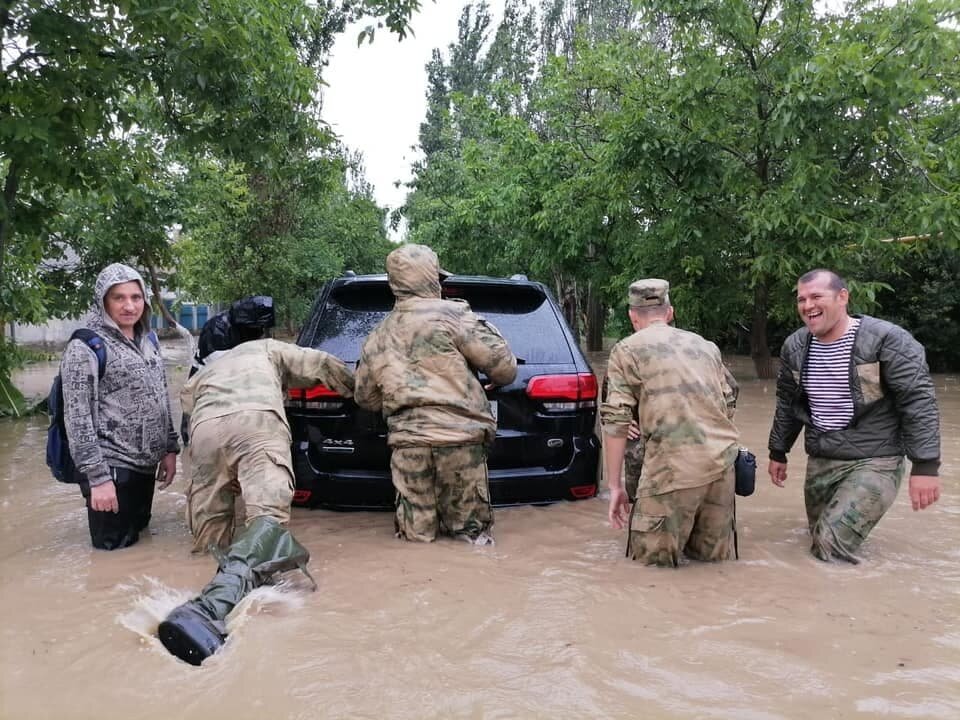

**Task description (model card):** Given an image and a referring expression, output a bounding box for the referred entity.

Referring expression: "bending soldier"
[158,338,354,665]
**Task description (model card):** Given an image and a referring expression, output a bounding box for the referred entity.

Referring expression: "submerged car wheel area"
[285,273,600,509]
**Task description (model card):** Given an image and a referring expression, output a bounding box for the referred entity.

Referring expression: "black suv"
[285,272,600,509]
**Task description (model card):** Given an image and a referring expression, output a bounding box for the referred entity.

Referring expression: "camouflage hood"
[89,262,153,337]
[386,244,442,301]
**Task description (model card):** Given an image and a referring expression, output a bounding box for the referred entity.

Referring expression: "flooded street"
[2,343,958,719]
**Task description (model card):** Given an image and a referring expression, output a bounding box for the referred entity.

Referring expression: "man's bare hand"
[909,475,940,511]
[90,481,119,513]
[157,452,178,490]
[608,484,631,529]
[769,460,788,488]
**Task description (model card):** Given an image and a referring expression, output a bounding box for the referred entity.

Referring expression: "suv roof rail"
[343,270,357,278]
[509,273,529,281]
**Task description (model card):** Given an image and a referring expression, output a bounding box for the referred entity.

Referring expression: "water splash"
[116,576,194,639]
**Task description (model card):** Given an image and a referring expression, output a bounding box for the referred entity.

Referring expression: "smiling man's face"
[796,272,849,342]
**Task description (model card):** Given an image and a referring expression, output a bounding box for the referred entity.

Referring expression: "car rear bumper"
[291,435,600,510]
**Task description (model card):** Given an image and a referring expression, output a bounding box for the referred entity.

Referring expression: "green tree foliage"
[403,0,960,372]
[175,150,391,330]
[2,0,343,312]
[405,1,651,348]
[871,243,960,373]
[596,0,959,375]
[1,0,421,410]
[2,0,419,314]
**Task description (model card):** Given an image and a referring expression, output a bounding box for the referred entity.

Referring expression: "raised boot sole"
[158,604,226,666]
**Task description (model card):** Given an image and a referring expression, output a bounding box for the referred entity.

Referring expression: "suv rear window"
[307,280,573,364]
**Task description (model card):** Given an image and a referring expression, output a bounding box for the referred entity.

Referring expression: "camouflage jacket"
[600,322,739,496]
[355,298,517,448]
[61,263,179,486]
[181,339,355,434]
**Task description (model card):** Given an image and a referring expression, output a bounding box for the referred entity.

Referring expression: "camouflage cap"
[628,278,670,308]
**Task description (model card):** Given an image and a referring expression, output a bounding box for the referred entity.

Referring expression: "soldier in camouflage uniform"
[161,339,353,665]
[355,244,517,545]
[601,279,740,567]
[181,338,355,553]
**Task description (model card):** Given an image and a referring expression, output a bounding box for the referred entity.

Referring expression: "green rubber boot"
[158,517,314,666]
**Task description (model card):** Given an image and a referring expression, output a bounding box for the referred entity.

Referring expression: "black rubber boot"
[157,604,227,666]
[157,517,313,665]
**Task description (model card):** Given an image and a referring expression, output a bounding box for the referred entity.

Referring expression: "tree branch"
[754,0,772,33]
[0,159,21,299]
[891,147,949,195]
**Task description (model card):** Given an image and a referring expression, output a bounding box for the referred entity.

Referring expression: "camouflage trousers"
[804,455,904,564]
[624,437,645,502]
[186,411,294,553]
[390,443,493,543]
[627,464,735,567]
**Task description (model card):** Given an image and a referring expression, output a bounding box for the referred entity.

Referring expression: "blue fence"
[152,300,218,333]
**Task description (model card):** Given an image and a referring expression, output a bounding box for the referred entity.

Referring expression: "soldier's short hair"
[798,269,847,292]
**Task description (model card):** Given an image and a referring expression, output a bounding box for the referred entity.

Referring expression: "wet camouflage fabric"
[181,338,355,433]
[61,263,178,486]
[354,243,517,447]
[391,444,493,542]
[804,455,904,563]
[627,465,735,566]
[600,374,645,500]
[186,411,295,553]
[624,437,645,501]
[600,322,740,496]
[181,339,354,553]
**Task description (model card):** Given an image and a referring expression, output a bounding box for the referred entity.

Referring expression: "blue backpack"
[46,330,108,483]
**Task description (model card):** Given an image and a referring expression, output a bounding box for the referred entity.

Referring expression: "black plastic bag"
[735,447,757,497]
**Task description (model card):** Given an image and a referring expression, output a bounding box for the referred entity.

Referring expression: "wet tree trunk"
[750,281,777,379]
[585,282,605,352]
[144,256,179,329]
[0,160,20,339]
[562,285,581,342]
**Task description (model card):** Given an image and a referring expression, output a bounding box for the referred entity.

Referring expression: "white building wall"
[9,318,86,345]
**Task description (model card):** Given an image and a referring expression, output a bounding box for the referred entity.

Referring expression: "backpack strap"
[68,329,107,380]
[146,330,161,352]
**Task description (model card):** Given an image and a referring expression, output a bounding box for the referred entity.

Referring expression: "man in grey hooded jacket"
[61,263,180,549]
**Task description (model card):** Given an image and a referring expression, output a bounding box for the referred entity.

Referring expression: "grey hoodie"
[61,263,179,486]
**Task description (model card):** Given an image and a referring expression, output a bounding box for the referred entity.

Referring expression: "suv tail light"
[293,489,313,504]
[287,384,344,410]
[526,373,598,411]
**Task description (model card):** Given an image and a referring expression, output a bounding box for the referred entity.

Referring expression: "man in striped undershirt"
[768,269,941,563]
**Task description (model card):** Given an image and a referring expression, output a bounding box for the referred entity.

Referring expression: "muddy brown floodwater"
[1,341,958,720]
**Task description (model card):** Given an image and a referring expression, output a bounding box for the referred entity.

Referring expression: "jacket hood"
[90,263,152,336]
[386,244,443,301]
